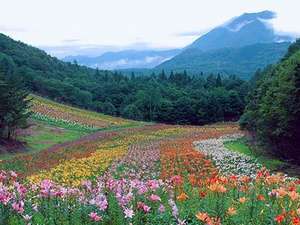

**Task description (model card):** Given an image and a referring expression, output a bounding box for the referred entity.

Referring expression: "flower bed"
[1,124,299,224]
[194,134,262,177]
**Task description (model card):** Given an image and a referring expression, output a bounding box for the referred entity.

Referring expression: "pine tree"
[0,75,31,140]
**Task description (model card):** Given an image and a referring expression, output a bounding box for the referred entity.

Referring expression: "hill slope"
[240,39,300,160]
[155,10,293,79]
[0,33,110,109]
[156,42,290,80]
[187,10,291,50]
[0,94,140,160]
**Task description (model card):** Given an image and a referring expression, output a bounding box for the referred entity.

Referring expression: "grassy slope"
[224,138,286,171]
[0,95,144,160]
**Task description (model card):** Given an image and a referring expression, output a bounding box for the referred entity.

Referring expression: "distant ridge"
[155,10,293,79]
[62,49,181,70]
[187,10,292,50]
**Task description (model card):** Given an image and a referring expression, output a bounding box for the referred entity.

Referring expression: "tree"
[121,104,143,120]
[216,74,222,87]
[100,101,117,116]
[241,45,300,161]
[0,74,31,140]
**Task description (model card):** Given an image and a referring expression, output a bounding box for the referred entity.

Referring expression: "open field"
[0,97,299,225]
[0,95,143,160]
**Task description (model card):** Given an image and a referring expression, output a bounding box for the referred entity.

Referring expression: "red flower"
[293,217,300,225]
[275,214,285,223]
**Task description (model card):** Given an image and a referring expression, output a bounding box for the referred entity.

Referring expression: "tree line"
[0,33,248,126]
[241,39,300,162]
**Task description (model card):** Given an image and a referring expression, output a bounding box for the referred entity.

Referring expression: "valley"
[1,94,300,224]
[0,4,300,225]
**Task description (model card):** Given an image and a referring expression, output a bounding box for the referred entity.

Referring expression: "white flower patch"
[194,134,262,178]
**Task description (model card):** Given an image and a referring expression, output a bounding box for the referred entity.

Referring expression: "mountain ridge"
[187,10,292,50]
[155,42,290,80]
[62,49,181,70]
[155,10,294,79]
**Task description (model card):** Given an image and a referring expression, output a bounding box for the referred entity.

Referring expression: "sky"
[0,0,299,57]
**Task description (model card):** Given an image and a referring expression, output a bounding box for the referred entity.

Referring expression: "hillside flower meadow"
[1,122,299,224]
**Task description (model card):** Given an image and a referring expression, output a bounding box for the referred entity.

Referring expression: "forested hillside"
[240,39,300,162]
[156,42,289,80]
[0,33,249,125]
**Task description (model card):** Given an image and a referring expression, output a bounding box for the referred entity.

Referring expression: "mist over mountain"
[187,10,292,50]
[155,10,294,79]
[59,10,294,79]
[62,49,181,70]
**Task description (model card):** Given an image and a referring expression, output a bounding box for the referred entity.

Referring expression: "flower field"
[30,95,137,131]
[1,115,300,224]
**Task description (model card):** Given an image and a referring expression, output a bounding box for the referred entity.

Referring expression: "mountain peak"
[187,10,290,51]
[225,10,275,32]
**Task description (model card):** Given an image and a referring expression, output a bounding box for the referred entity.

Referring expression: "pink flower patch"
[89,212,102,222]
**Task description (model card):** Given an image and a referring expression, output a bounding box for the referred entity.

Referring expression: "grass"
[0,120,86,160]
[224,138,286,171]
[0,94,148,161]
[22,123,85,151]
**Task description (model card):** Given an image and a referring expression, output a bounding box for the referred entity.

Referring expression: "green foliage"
[121,104,143,120]
[224,138,286,171]
[240,39,300,162]
[156,42,289,80]
[0,74,31,140]
[0,33,248,125]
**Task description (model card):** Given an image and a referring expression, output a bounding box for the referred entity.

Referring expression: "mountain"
[187,10,292,50]
[155,10,293,79]
[156,42,290,80]
[0,33,109,108]
[62,49,181,70]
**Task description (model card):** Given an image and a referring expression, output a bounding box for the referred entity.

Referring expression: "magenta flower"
[10,171,18,178]
[158,204,165,213]
[149,194,161,202]
[14,182,27,198]
[12,201,24,214]
[89,212,102,222]
[147,180,160,190]
[143,204,151,213]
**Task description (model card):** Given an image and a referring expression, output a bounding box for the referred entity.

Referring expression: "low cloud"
[175,28,211,37]
[0,25,26,32]
[39,42,168,58]
[61,39,81,44]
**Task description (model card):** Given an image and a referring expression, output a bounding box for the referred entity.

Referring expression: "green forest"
[0,33,248,125]
[241,39,300,161]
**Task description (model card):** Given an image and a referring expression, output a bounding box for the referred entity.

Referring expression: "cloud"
[40,44,118,58]
[61,39,81,43]
[0,25,26,32]
[39,41,172,58]
[176,29,209,37]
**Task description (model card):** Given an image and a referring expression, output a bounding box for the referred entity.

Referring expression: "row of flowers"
[2,123,299,224]
[27,147,126,187]
[194,134,262,177]
[1,168,300,224]
[30,95,132,129]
